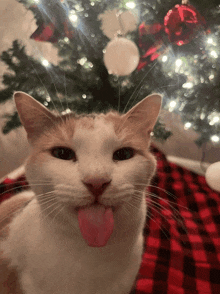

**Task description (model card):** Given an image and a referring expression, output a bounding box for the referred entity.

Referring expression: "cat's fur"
[0,92,161,294]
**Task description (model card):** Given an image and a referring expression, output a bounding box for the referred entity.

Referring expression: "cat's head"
[14,92,161,244]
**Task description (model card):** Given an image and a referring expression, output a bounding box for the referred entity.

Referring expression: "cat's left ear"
[14,91,56,140]
[122,93,162,134]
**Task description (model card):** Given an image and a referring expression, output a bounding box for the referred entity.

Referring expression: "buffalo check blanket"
[0,147,220,294]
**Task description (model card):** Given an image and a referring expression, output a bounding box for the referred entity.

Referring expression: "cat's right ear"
[14,92,56,139]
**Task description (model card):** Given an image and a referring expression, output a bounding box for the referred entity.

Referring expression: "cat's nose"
[82,177,112,197]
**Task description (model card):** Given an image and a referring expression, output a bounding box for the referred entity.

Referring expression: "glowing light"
[46,96,51,102]
[211,135,220,143]
[88,62,93,68]
[182,82,193,89]
[184,122,192,130]
[207,38,213,44]
[82,94,87,99]
[78,57,87,65]
[209,74,214,80]
[200,113,205,120]
[175,59,182,67]
[168,100,177,112]
[210,116,220,125]
[169,101,176,108]
[91,2,95,6]
[213,116,220,123]
[69,10,78,23]
[64,37,70,43]
[162,55,168,62]
[210,50,218,58]
[61,108,72,115]
[34,0,40,3]
[42,59,50,67]
[126,1,136,9]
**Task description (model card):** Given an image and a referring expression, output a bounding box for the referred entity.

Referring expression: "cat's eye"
[51,147,76,161]
[113,147,135,161]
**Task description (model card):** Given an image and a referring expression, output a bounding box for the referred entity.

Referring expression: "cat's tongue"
[78,205,114,247]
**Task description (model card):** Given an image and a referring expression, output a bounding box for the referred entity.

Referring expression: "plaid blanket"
[0,147,219,294]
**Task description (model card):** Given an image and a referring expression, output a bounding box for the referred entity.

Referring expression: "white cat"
[0,92,161,294]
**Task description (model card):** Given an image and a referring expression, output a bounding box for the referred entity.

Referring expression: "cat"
[0,91,161,294]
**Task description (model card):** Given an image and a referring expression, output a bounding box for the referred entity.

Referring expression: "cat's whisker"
[146,199,187,233]
[0,206,25,231]
[37,196,57,207]
[43,202,64,221]
[131,192,188,235]
[122,60,159,114]
[118,77,121,112]
[29,48,65,114]
[133,186,192,213]
[135,182,178,200]
[50,204,65,224]
[146,191,193,213]
[0,183,54,198]
[146,207,171,240]
[29,61,65,121]
[2,180,53,186]
[38,201,60,220]
[146,197,186,226]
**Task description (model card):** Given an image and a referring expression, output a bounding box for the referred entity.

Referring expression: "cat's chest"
[7,199,144,294]
[20,229,142,294]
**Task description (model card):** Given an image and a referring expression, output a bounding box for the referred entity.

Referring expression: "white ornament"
[98,9,138,39]
[205,161,220,192]
[103,37,140,76]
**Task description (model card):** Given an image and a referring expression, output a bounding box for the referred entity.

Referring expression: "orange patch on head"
[75,115,95,130]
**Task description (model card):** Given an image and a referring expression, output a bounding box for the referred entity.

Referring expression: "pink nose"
[83,177,111,197]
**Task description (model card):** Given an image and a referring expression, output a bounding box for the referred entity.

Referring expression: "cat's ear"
[14,91,56,139]
[122,93,162,134]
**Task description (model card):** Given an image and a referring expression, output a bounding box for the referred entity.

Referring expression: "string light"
[184,122,192,130]
[175,59,182,67]
[126,1,136,9]
[208,112,220,125]
[62,108,72,115]
[82,94,87,99]
[168,100,176,112]
[69,10,78,23]
[162,55,168,62]
[33,0,40,3]
[64,37,70,43]
[211,135,220,143]
[207,38,213,44]
[182,82,193,89]
[210,50,218,58]
[42,59,50,67]
[169,101,176,108]
[78,57,87,65]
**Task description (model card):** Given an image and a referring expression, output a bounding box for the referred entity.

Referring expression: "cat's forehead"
[73,115,118,145]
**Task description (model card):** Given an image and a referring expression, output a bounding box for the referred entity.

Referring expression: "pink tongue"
[78,205,114,247]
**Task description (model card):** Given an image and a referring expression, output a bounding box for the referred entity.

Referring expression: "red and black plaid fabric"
[0,147,220,293]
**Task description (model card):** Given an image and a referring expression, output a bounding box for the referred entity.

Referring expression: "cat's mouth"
[74,203,117,213]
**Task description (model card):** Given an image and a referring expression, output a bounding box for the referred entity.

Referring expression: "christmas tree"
[0,0,220,146]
